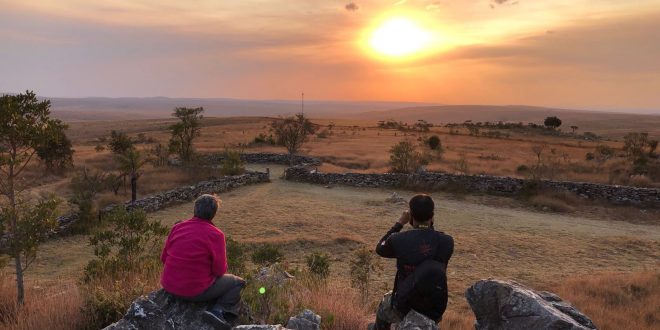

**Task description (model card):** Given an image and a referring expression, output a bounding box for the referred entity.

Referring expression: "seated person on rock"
[373,194,454,329]
[160,194,245,329]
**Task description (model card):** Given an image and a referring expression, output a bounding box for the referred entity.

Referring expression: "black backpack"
[393,259,448,322]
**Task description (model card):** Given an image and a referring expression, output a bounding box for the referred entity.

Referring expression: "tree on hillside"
[108,130,134,155]
[116,149,149,203]
[544,116,562,129]
[270,114,316,165]
[570,125,578,134]
[0,91,63,304]
[169,107,204,162]
[35,120,74,174]
[427,135,442,151]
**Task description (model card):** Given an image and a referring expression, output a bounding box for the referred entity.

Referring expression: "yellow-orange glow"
[368,17,431,58]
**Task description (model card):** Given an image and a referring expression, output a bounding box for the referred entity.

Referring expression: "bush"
[84,208,168,281]
[544,116,562,129]
[305,252,331,279]
[427,135,442,151]
[349,247,381,303]
[251,244,283,266]
[316,130,330,139]
[221,149,246,175]
[389,141,426,173]
[516,164,529,173]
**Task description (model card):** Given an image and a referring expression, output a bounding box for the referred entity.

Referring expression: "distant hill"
[352,105,660,139]
[45,96,433,121]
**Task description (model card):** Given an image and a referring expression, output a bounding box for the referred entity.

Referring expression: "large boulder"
[465,279,597,330]
[396,310,439,330]
[286,309,321,330]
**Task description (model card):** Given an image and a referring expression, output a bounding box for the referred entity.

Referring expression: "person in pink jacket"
[160,194,245,329]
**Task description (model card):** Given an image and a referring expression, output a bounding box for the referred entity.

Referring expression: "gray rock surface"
[233,326,289,330]
[396,310,439,330]
[255,264,295,286]
[465,279,597,330]
[286,309,321,330]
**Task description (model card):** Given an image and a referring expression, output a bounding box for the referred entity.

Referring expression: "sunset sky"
[1,0,659,112]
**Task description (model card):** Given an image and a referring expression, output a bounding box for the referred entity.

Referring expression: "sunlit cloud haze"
[1,0,659,112]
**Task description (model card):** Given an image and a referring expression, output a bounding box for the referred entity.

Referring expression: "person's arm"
[210,230,228,277]
[375,211,410,258]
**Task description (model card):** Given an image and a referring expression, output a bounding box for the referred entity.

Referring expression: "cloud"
[426,2,442,11]
[393,0,407,5]
[345,2,359,11]
[490,0,519,8]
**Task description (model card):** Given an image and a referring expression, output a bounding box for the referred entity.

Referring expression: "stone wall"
[283,166,660,206]
[60,171,270,235]
[205,152,321,166]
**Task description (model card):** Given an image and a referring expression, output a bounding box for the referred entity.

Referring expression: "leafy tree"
[85,208,167,281]
[389,141,426,173]
[115,149,149,203]
[270,114,316,165]
[0,91,64,304]
[108,131,134,155]
[570,125,579,134]
[305,252,330,279]
[349,247,381,303]
[544,116,562,129]
[169,107,203,162]
[104,172,124,196]
[150,143,170,167]
[35,120,74,174]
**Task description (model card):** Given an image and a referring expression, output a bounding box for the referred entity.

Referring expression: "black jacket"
[376,222,454,320]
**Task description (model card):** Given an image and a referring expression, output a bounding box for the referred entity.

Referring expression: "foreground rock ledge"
[466,279,597,330]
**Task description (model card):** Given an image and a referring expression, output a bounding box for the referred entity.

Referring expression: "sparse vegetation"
[349,247,381,303]
[306,252,331,279]
[251,244,284,266]
[271,114,316,165]
[220,148,246,175]
[389,141,427,173]
[169,107,204,162]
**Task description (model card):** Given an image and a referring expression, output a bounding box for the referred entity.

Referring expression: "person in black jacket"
[372,194,454,330]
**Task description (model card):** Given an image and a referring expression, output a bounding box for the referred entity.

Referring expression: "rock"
[465,279,597,330]
[396,310,438,330]
[385,192,406,204]
[233,326,290,330]
[255,264,295,286]
[286,309,321,330]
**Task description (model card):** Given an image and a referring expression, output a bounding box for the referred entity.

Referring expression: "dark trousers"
[179,274,246,316]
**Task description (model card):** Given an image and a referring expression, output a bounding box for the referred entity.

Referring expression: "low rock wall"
[205,152,321,166]
[283,166,659,206]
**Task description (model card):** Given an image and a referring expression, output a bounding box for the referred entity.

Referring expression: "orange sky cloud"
[0,0,659,112]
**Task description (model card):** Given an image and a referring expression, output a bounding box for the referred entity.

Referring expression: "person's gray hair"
[194,194,220,220]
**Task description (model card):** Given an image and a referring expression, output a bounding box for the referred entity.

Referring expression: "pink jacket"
[160,217,228,297]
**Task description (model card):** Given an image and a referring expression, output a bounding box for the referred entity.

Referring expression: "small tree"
[389,141,425,173]
[150,143,170,167]
[270,114,316,165]
[570,125,578,134]
[85,208,168,280]
[306,252,330,279]
[349,247,381,303]
[544,116,562,129]
[115,149,149,203]
[108,131,134,155]
[35,120,74,174]
[623,132,650,160]
[0,91,64,304]
[169,107,204,162]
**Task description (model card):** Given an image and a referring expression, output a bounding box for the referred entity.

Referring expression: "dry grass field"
[8,165,659,329]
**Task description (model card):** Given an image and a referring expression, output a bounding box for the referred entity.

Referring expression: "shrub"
[389,141,425,173]
[251,244,283,266]
[544,116,562,129]
[305,252,331,279]
[516,164,529,173]
[69,168,106,233]
[427,135,442,151]
[221,149,246,175]
[84,208,168,281]
[349,247,381,303]
[108,130,134,155]
[316,130,330,139]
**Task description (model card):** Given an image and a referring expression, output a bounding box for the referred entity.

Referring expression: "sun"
[368,17,431,58]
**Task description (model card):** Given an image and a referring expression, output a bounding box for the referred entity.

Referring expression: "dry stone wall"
[283,166,659,206]
[205,152,321,166]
